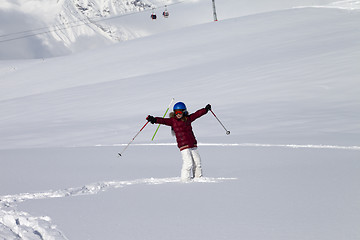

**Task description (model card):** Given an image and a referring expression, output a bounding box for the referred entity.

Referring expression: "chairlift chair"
[163,5,169,18]
[151,8,157,20]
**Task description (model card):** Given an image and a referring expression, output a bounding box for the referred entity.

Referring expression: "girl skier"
[147,102,211,181]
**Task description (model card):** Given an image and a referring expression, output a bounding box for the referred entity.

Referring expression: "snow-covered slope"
[0,6,359,149]
[2,0,359,59]
[0,1,359,240]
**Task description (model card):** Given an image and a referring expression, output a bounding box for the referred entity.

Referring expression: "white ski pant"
[180,147,203,181]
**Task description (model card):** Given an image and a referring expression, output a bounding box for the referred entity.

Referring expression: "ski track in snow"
[0,177,236,207]
[296,0,360,10]
[0,177,236,240]
[97,143,360,151]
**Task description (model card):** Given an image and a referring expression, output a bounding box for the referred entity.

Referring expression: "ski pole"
[118,121,149,157]
[210,109,230,135]
[151,98,175,141]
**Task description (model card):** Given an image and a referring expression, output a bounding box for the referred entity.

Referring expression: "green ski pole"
[151,98,175,141]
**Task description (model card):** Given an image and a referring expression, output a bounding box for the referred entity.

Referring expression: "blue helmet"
[173,102,187,111]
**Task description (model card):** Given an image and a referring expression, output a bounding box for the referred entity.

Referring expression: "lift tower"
[212,0,218,21]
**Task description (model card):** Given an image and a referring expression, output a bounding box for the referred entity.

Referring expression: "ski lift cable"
[0,16,94,40]
[0,6,152,40]
[0,1,185,43]
[0,21,95,43]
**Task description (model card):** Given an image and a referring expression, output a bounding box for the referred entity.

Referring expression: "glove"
[146,115,157,124]
[205,104,211,112]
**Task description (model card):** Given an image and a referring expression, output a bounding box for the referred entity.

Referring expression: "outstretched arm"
[155,117,173,126]
[188,104,211,122]
[146,115,173,126]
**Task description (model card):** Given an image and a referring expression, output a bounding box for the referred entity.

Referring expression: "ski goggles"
[175,110,184,115]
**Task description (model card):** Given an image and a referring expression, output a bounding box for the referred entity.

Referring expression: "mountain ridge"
[0,0,158,59]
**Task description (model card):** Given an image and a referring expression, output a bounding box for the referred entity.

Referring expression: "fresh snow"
[1,0,360,239]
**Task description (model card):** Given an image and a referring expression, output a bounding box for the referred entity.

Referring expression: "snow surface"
[1,0,353,59]
[1,0,360,239]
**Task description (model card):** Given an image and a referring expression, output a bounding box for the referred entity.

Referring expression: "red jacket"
[156,108,208,151]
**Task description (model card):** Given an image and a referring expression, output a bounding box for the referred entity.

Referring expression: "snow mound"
[0,209,68,240]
